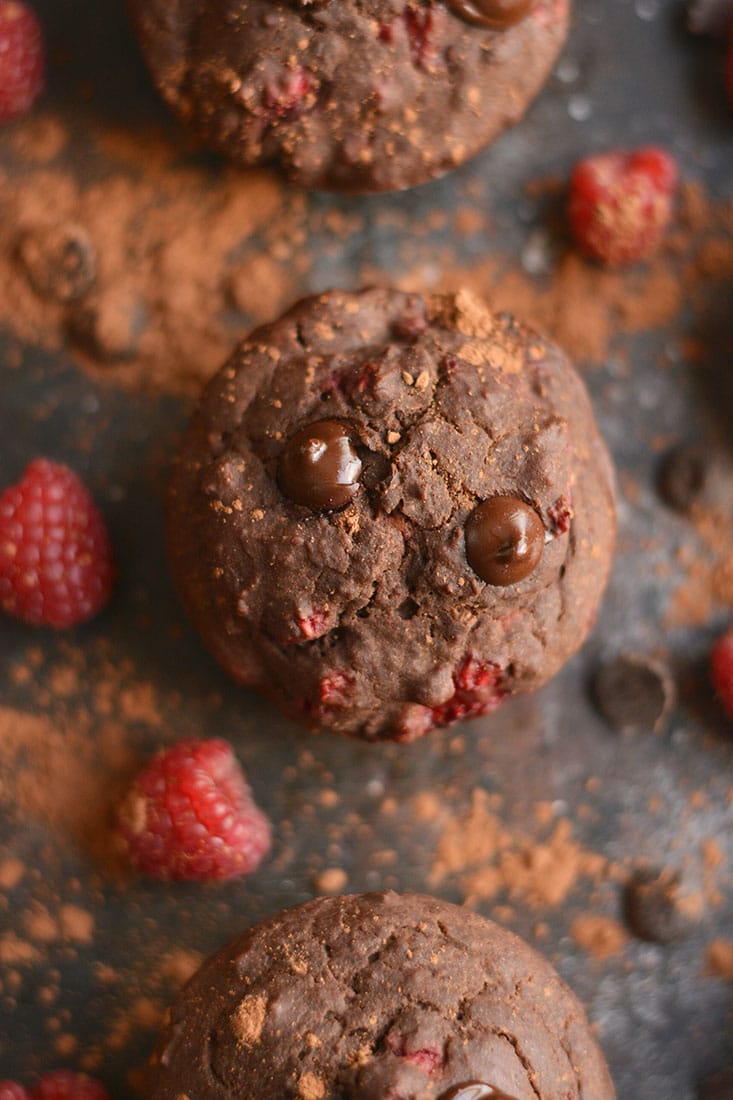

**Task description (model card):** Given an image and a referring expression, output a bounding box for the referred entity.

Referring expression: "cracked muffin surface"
[127,0,570,192]
[149,891,616,1100]
[167,288,615,741]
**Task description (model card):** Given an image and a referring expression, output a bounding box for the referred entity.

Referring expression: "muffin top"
[150,891,616,1100]
[127,0,569,191]
[167,288,615,740]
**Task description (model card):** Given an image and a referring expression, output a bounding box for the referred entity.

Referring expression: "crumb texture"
[167,288,616,740]
[127,0,569,191]
[150,892,616,1100]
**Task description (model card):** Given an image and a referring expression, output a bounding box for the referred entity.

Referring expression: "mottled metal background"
[0,0,732,1096]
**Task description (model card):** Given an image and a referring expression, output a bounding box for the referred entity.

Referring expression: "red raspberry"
[0,458,115,628]
[711,626,733,721]
[33,1073,108,1100]
[568,146,678,267]
[0,1084,31,1100]
[116,738,272,881]
[0,0,44,124]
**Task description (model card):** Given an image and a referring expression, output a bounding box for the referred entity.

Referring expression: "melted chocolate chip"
[441,1085,520,1100]
[465,495,544,585]
[278,419,362,511]
[445,0,534,29]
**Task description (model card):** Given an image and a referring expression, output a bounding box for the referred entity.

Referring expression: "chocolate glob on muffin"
[127,0,570,192]
[167,288,616,742]
[148,892,616,1100]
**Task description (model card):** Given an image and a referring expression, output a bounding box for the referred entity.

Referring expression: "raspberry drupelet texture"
[33,1074,109,1100]
[116,738,272,882]
[0,1075,108,1100]
[0,1085,31,1100]
[0,0,44,123]
[711,626,733,720]
[569,146,678,267]
[0,458,115,628]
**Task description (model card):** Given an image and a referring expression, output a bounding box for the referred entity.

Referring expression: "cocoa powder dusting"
[571,915,628,960]
[0,120,731,397]
[705,938,733,980]
[0,117,296,394]
[427,788,611,908]
[0,13,731,1082]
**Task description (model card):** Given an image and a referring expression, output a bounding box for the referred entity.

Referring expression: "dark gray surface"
[0,0,732,1096]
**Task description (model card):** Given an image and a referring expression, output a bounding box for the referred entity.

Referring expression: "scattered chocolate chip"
[698,1067,733,1100]
[657,442,708,513]
[593,652,676,734]
[465,495,544,586]
[687,0,733,36]
[624,867,699,943]
[441,1085,520,1100]
[278,419,362,511]
[17,223,97,304]
[445,0,533,27]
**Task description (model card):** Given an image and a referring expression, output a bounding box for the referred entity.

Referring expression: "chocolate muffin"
[167,288,615,742]
[149,891,616,1100]
[127,0,570,193]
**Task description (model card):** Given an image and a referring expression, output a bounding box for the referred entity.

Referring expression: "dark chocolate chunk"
[698,1067,733,1100]
[657,442,708,513]
[441,1085,520,1100]
[623,867,698,943]
[465,495,544,586]
[446,0,533,29]
[17,223,97,304]
[593,652,675,734]
[278,419,361,511]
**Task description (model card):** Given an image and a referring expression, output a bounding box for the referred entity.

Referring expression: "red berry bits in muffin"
[569,146,678,267]
[0,458,115,628]
[116,738,272,882]
[0,0,44,124]
[711,626,733,720]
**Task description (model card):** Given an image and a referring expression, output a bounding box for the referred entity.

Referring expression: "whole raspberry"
[0,1083,31,1100]
[33,1074,108,1100]
[568,146,678,267]
[0,0,44,124]
[116,738,272,881]
[0,458,115,628]
[711,626,733,720]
